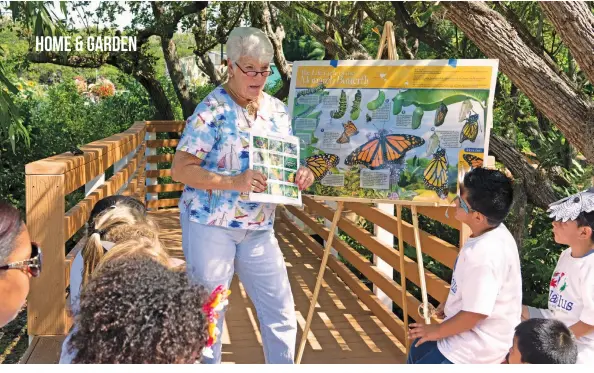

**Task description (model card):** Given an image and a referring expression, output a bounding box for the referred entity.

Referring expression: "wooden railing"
[25,120,477,353]
[144,121,185,209]
[279,197,463,347]
[25,122,147,336]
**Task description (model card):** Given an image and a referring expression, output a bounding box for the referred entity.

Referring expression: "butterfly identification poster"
[288,59,498,204]
[248,131,302,206]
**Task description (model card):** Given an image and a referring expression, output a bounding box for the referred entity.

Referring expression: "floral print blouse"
[177,86,292,230]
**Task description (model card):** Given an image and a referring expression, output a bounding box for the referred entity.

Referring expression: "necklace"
[224,83,261,117]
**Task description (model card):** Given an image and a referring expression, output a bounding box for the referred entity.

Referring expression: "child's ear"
[475,211,485,224]
[580,226,593,241]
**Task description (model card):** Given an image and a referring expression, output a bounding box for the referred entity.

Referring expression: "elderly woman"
[171,27,314,364]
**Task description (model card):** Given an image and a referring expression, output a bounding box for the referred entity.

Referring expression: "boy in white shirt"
[522,188,594,364]
[408,167,522,364]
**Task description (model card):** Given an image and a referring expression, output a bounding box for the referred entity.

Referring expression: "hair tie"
[91,228,105,237]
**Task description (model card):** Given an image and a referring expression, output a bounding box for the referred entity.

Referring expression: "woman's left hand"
[295,166,315,191]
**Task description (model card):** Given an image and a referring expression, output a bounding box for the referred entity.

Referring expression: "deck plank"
[23,208,405,364]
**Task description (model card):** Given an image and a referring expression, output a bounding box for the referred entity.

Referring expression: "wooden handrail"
[146,121,185,133]
[344,202,458,269]
[26,122,145,176]
[64,143,146,241]
[26,121,148,336]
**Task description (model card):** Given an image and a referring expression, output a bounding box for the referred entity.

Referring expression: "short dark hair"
[69,257,209,363]
[0,201,24,263]
[463,168,513,226]
[576,197,594,242]
[88,195,146,231]
[515,318,577,364]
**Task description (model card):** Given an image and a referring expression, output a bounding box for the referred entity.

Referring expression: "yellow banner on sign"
[295,65,493,90]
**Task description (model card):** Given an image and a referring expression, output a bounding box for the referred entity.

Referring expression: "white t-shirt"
[437,224,522,364]
[530,248,594,364]
[69,252,84,315]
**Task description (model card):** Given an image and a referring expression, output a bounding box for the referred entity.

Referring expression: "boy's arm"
[570,321,594,339]
[575,263,594,339]
[408,311,487,346]
[438,310,488,337]
[409,262,497,346]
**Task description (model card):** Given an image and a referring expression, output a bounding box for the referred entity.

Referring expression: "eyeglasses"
[234,63,274,77]
[0,242,42,277]
[453,194,474,214]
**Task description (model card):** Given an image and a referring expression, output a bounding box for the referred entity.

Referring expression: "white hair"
[226,27,273,65]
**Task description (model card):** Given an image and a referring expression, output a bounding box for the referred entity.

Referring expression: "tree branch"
[296,2,371,59]
[391,1,447,54]
[359,3,416,59]
[490,134,558,209]
[493,2,574,88]
[260,2,291,100]
[272,2,350,58]
[540,1,594,85]
[443,1,594,163]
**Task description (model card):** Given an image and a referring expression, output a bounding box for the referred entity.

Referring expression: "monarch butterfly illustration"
[423,147,449,199]
[460,113,479,143]
[304,154,340,181]
[463,153,483,169]
[345,130,425,170]
[434,102,448,127]
[337,121,359,144]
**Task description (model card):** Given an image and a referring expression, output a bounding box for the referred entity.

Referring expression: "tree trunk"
[196,53,224,86]
[260,2,292,101]
[540,1,594,85]
[443,1,594,164]
[133,71,175,120]
[161,35,196,118]
[509,180,528,252]
[489,134,558,210]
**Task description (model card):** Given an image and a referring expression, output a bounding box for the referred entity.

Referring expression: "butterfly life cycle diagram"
[288,60,499,204]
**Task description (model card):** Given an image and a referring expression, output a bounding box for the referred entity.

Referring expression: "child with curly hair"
[66,248,210,363]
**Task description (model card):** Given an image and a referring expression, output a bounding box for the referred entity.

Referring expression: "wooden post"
[411,206,431,325]
[26,175,67,336]
[296,201,345,364]
[373,22,398,311]
[323,200,339,258]
[374,204,394,310]
[145,131,158,209]
[396,205,410,353]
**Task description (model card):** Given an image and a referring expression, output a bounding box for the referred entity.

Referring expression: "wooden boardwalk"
[21,209,405,364]
[154,209,406,364]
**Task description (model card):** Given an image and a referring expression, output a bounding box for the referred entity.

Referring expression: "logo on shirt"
[450,277,458,294]
[549,272,573,312]
[550,272,567,292]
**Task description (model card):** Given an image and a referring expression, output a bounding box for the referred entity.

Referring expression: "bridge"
[21,121,464,363]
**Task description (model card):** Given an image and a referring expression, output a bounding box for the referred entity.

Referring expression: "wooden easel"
[295,22,431,363]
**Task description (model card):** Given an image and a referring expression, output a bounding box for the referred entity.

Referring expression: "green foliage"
[0,77,155,211]
[283,34,325,61]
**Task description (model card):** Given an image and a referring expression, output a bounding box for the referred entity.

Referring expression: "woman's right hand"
[233,169,267,193]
